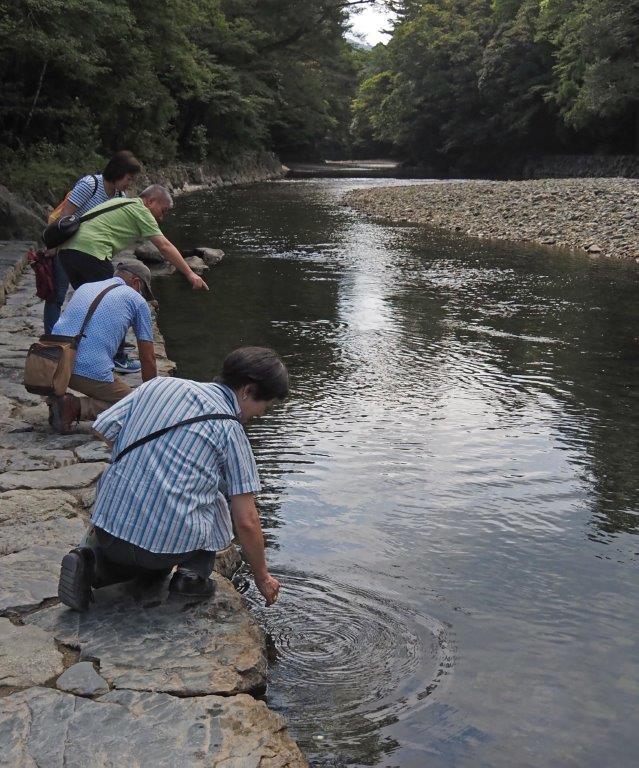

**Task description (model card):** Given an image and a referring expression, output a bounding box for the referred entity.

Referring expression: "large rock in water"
[184,254,208,274]
[134,241,164,264]
[193,247,224,266]
[27,573,266,696]
[0,687,307,767]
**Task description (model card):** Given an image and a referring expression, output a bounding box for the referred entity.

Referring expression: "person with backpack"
[56,181,207,300]
[57,347,287,608]
[44,150,142,372]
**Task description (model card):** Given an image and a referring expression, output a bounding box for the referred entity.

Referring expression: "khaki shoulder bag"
[23,283,120,397]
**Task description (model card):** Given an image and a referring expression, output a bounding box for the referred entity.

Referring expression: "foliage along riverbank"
[351,0,639,174]
[0,0,365,195]
[0,151,286,241]
[344,178,639,261]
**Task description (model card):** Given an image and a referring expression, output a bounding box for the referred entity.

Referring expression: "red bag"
[27,249,55,301]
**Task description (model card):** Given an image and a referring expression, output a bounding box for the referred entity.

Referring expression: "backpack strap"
[73,283,121,349]
[90,174,99,198]
[112,413,241,463]
[78,199,136,223]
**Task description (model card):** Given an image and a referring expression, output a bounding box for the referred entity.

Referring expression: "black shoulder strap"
[90,174,99,198]
[113,413,241,463]
[79,199,136,224]
[74,283,121,347]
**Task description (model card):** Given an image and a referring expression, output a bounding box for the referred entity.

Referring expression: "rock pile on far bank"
[344,178,638,260]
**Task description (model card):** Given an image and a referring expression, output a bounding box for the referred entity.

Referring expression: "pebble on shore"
[344,178,638,261]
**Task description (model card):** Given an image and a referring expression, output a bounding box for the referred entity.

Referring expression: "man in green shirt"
[59,184,208,293]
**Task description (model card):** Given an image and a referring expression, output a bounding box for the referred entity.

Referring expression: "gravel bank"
[344,178,638,260]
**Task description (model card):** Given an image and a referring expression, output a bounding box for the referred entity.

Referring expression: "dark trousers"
[43,254,70,334]
[92,527,216,588]
[58,249,126,361]
[58,248,114,289]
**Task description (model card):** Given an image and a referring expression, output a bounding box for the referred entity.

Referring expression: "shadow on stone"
[27,573,267,696]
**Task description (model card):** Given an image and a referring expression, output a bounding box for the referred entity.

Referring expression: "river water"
[157,179,639,768]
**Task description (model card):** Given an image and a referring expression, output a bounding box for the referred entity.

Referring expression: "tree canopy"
[352,0,639,171]
[0,0,369,193]
[1,0,636,189]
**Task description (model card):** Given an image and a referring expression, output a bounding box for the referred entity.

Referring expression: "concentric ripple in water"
[242,569,454,764]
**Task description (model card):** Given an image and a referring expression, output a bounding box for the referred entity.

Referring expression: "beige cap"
[115,261,156,302]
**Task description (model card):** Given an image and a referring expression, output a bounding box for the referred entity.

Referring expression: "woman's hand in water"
[256,573,280,605]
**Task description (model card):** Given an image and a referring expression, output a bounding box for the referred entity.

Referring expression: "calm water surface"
[157,179,639,767]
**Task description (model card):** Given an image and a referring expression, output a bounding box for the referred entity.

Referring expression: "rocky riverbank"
[0,150,287,240]
[344,178,639,260]
[0,246,306,766]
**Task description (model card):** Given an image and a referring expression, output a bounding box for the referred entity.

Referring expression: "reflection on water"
[157,179,639,767]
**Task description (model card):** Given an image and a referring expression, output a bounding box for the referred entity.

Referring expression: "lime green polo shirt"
[64,198,163,261]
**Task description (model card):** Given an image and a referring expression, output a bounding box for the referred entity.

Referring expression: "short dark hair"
[103,150,142,182]
[219,347,289,401]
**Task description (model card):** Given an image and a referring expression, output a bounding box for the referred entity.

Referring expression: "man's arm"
[149,235,209,291]
[230,492,280,605]
[137,339,157,382]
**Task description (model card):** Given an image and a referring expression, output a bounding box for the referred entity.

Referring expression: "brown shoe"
[50,394,80,434]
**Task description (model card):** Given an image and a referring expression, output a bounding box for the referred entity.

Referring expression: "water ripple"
[241,570,454,759]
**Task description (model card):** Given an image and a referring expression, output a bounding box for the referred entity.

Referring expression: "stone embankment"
[344,178,639,260]
[0,150,287,240]
[0,245,306,767]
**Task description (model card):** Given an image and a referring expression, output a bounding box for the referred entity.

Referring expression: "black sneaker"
[168,571,215,598]
[58,548,95,611]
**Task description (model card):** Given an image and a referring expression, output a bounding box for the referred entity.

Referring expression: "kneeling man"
[49,262,157,433]
[57,346,287,607]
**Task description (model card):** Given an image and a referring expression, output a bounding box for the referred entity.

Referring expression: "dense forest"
[352,0,639,172]
[0,0,637,190]
[0,0,366,194]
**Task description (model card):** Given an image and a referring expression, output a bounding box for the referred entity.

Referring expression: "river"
[156,178,639,768]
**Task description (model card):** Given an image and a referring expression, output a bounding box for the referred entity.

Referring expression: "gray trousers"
[89,527,216,587]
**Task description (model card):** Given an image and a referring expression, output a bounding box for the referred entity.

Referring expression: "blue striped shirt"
[91,379,261,554]
[68,174,125,216]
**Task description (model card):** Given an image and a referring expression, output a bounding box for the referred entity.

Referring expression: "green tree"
[478,0,557,156]
[540,0,639,151]
[353,0,495,170]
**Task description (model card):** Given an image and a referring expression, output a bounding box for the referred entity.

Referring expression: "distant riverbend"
[344,177,639,260]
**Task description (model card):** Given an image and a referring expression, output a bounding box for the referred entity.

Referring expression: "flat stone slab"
[0,489,85,556]
[0,430,88,451]
[0,545,67,613]
[0,448,76,472]
[0,687,307,767]
[0,379,41,406]
[56,662,109,697]
[0,461,107,491]
[74,441,112,463]
[0,619,64,688]
[28,574,266,696]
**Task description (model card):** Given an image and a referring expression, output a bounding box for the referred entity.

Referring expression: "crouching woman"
[57,346,288,610]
